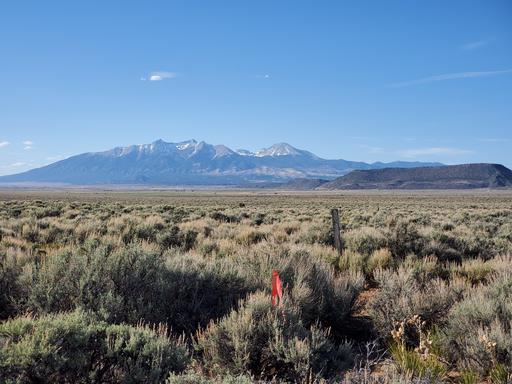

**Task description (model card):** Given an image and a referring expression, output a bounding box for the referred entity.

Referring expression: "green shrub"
[459,370,479,384]
[0,310,189,383]
[135,223,158,241]
[251,212,266,226]
[0,252,23,320]
[157,226,197,251]
[161,255,258,333]
[26,245,255,333]
[26,244,167,324]
[338,248,392,276]
[439,272,512,375]
[195,291,353,382]
[452,258,494,284]
[338,249,367,273]
[302,223,333,246]
[198,239,219,255]
[210,212,239,223]
[166,371,253,384]
[346,227,387,256]
[387,220,426,258]
[367,248,393,274]
[34,206,62,219]
[234,249,364,339]
[390,342,446,381]
[235,228,267,246]
[369,266,465,338]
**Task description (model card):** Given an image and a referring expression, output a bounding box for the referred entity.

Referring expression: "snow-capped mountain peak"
[236,149,255,156]
[213,145,236,158]
[256,143,302,157]
[175,139,197,150]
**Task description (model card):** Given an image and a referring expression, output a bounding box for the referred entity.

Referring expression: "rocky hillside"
[319,164,512,190]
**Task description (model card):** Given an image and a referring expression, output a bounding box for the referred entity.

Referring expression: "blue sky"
[1,0,511,175]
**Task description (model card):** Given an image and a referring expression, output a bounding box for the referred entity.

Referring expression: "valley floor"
[1,189,512,383]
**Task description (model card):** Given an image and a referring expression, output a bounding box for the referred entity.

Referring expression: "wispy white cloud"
[390,68,512,88]
[9,162,26,167]
[256,74,270,79]
[23,140,34,150]
[141,71,178,81]
[45,155,65,161]
[0,161,29,170]
[461,40,488,51]
[0,160,40,176]
[397,147,474,158]
[0,141,10,148]
[359,144,385,154]
[350,136,379,141]
[478,138,510,143]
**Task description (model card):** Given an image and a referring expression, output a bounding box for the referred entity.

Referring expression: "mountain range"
[0,139,443,185]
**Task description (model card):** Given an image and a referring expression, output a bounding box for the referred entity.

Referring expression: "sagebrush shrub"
[0,310,189,383]
[232,248,364,339]
[25,244,256,333]
[387,220,426,258]
[0,252,23,320]
[195,291,353,382]
[162,254,259,333]
[369,265,466,338]
[440,271,512,375]
[346,227,387,256]
[157,226,197,250]
[166,372,253,384]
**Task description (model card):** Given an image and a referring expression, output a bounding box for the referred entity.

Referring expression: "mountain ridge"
[0,139,444,185]
[319,163,512,190]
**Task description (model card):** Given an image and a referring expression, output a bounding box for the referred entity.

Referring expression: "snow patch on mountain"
[256,143,302,157]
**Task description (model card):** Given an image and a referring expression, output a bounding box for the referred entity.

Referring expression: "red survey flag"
[271,270,283,306]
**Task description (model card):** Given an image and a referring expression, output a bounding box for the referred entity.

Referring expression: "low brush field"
[1,189,512,383]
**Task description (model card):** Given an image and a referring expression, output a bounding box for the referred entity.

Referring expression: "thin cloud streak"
[390,68,512,88]
[0,161,40,176]
[461,40,488,51]
[478,138,510,143]
[359,144,385,154]
[397,147,474,158]
[23,140,34,150]
[142,71,178,81]
[0,141,10,148]
[0,161,30,170]
[45,155,65,161]
[8,162,26,167]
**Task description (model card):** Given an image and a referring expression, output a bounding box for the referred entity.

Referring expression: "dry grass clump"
[338,248,393,277]
[234,225,269,246]
[367,248,393,273]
